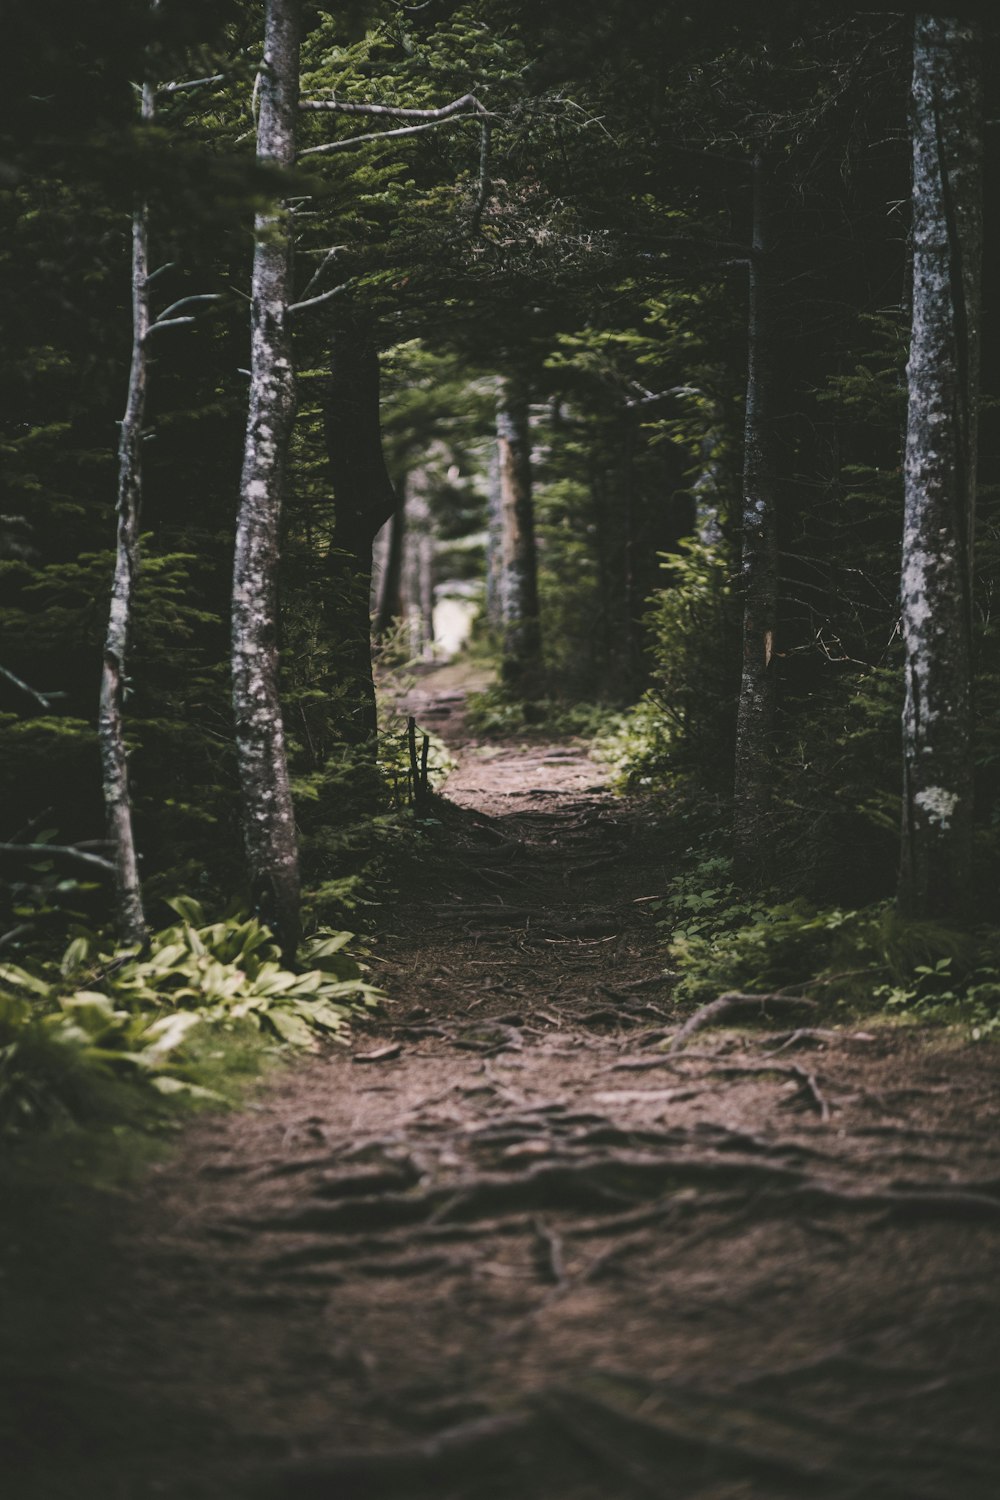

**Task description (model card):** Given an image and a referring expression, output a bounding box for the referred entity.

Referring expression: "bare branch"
[299,92,489,121]
[0,843,116,876]
[144,262,175,286]
[157,74,225,95]
[299,113,484,158]
[296,244,346,303]
[0,665,62,711]
[143,316,196,336]
[288,279,354,314]
[153,293,222,323]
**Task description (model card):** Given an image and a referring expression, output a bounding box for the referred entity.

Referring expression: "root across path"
[8,671,1000,1499]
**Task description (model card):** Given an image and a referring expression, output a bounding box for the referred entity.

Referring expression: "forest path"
[33,670,1000,1499]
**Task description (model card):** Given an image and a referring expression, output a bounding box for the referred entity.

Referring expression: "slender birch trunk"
[898,16,983,920]
[496,378,542,691]
[232,0,301,959]
[733,153,780,880]
[98,66,155,948]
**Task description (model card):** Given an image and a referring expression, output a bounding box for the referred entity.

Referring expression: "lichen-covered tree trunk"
[232,0,301,959]
[323,323,399,746]
[898,16,983,920]
[496,378,542,691]
[98,70,154,949]
[733,153,780,881]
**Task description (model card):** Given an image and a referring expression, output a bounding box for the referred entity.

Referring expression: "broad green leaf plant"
[0,898,381,1133]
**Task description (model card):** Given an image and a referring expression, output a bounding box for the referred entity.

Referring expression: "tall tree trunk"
[373,505,405,638]
[324,324,399,744]
[898,15,983,920]
[401,466,436,658]
[231,0,301,959]
[485,445,503,633]
[733,152,780,881]
[98,49,155,949]
[496,378,542,691]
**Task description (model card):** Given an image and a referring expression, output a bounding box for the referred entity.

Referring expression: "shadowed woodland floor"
[7,671,1000,1499]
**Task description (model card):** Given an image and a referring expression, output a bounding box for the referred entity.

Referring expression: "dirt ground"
[9,668,1000,1499]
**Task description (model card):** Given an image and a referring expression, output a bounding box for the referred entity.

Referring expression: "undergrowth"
[654,842,1000,1038]
[0,897,380,1139]
[465,682,618,739]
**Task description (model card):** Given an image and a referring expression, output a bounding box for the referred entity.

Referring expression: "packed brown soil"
[7,666,1000,1499]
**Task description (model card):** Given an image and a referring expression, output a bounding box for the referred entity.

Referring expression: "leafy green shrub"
[466,683,618,739]
[0,899,381,1134]
[657,859,1000,1035]
[602,539,737,796]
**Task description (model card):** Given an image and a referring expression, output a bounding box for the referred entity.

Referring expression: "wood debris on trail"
[17,675,1000,1499]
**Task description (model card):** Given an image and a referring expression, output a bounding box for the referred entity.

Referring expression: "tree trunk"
[898,15,983,921]
[485,445,503,633]
[324,324,399,745]
[98,56,155,949]
[733,152,780,882]
[373,505,405,638]
[401,467,436,658]
[496,378,542,691]
[231,0,301,960]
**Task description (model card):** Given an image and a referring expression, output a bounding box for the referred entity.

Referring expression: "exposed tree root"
[668,991,819,1050]
[247,1409,546,1498]
[235,1140,1000,1245]
[249,1379,996,1500]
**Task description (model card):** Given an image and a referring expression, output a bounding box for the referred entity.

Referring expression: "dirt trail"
[18,673,1000,1499]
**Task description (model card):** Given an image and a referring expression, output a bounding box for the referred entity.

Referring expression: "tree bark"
[733,152,780,882]
[496,378,542,692]
[898,15,983,920]
[485,445,503,633]
[323,323,399,744]
[373,506,405,638]
[232,0,301,960]
[401,466,436,658]
[98,51,155,949]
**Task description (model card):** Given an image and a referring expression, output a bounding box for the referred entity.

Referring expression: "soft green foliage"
[605,540,736,792]
[0,901,380,1135]
[465,683,618,739]
[655,844,1000,1035]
